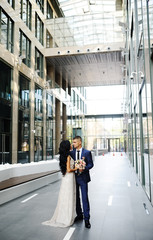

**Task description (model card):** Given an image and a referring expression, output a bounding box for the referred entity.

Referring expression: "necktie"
[77,150,80,160]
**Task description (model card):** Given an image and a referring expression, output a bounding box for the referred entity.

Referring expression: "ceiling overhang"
[45,42,125,87]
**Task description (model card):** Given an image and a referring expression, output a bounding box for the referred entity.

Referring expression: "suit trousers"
[76,177,90,221]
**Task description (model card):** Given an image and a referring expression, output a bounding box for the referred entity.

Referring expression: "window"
[0,8,14,53]
[34,85,43,162]
[35,48,44,78]
[18,74,30,164]
[73,90,75,106]
[35,13,44,45]
[46,30,53,48]
[20,0,32,30]
[0,60,12,164]
[47,1,53,19]
[8,0,15,8]
[36,0,44,14]
[19,30,31,67]
[46,93,53,159]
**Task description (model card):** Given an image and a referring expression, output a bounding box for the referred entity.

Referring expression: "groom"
[70,136,94,229]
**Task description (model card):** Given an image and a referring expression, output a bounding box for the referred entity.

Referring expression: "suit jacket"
[70,148,94,183]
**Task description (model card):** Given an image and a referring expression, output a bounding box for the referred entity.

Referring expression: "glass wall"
[126,0,153,203]
[0,60,12,164]
[46,93,53,159]
[34,85,43,162]
[18,74,30,163]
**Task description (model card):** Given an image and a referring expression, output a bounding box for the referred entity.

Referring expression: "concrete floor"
[0,153,153,240]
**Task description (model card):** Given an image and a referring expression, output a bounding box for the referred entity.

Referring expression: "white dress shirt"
[76,148,82,160]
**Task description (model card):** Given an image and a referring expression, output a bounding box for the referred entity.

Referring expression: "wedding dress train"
[42,158,76,228]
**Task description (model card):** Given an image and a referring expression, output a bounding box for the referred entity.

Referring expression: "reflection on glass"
[0,60,12,164]
[0,10,14,53]
[18,74,30,164]
[141,85,150,197]
[35,85,43,162]
[46,93,53,159]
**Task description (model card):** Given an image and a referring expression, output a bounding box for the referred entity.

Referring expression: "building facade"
[0,0,86,164]
[124,0,153,204]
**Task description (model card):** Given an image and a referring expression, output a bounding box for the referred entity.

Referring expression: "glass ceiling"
[58,0,120,17]
[46,0,124,47]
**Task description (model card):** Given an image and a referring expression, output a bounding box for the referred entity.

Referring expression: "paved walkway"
[0,153,153,240]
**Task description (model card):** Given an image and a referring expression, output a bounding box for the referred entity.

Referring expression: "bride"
[42,140,78,227]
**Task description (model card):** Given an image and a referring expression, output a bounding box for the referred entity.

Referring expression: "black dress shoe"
[85,220,91,228]
[74,215,83,222]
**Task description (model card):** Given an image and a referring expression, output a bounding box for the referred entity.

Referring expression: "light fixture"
[130,71,144,80]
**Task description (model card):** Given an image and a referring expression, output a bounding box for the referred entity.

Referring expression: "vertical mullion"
[7,17,10,51]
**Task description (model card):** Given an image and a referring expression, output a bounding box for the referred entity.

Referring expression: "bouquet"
[75,158,86,170]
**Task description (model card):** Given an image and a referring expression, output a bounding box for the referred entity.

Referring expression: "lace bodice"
[70,157,75,169]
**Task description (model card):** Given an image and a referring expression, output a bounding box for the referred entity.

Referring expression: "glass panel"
[35,85,43,162]
[46,10,123,47]
[36,0,44,13]
[20,0,32,30]
[19,30,31,67]
[8,0,15,8]
[1,11,8,49]
[141,85,150,196]
[35,48,44,78]
[35,13,44,45]
[0,9,14,53]
[47,1,53,19]
[0,60,12,164]
[46,93,53,159]
[18,74,30,164]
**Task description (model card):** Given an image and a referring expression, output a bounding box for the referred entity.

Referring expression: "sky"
[86,85,126,115]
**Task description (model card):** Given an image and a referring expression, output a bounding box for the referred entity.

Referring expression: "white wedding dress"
[42,157,76,228]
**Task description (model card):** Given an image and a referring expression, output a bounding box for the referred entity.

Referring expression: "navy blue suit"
[70,148,94,221]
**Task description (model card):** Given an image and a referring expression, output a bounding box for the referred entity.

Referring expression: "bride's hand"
[74,166,79,171]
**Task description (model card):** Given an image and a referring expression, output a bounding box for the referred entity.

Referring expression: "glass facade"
[125,0,153,203]
[18,74,30,163]
[0,60,12,164]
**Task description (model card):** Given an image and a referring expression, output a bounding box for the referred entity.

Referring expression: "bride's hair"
[59,140,70,175]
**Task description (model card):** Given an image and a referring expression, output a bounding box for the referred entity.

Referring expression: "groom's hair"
[73,136,82,142]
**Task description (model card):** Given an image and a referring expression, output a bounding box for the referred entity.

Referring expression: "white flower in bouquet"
[75,158,86,170]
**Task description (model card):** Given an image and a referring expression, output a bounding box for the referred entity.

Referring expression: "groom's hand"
[79,168,83,172]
